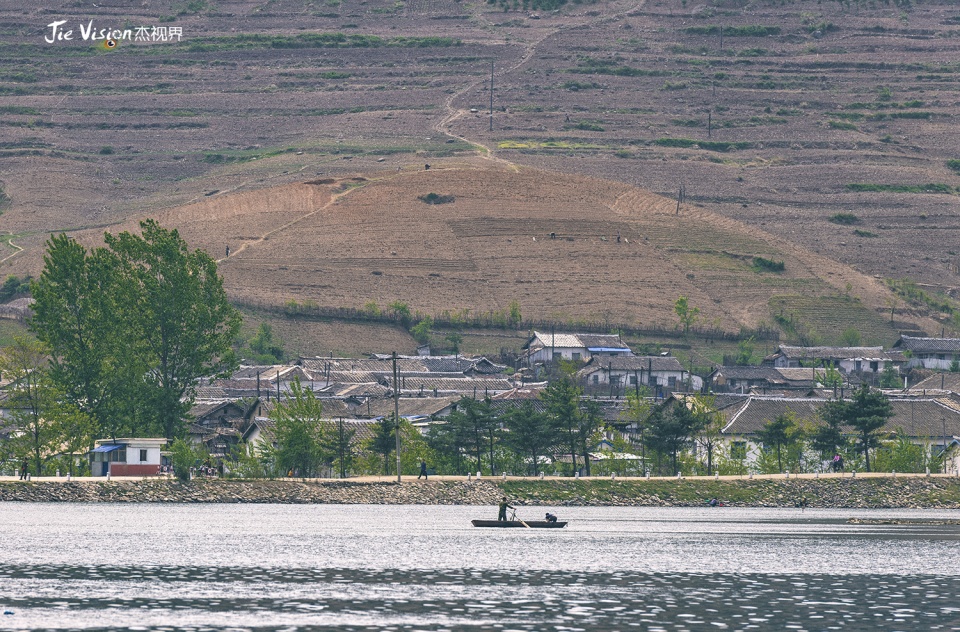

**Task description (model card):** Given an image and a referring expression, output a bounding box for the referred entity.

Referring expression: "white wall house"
[89,438,166,477]
[764,345,905,375]
[523,331,632,365]
[894,336,960,371]
[578,356,702,394]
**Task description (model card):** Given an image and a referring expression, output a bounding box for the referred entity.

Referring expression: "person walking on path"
[19,460,27,480]
[498,496,514,521]
[418,460,428,480]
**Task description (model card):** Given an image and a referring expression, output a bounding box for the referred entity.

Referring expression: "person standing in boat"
[498,496,514,521]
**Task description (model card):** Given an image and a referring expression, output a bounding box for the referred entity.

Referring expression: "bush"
[752,256,785,273]
[170,439,207,482]
[947,159,960,174]
[828,212,860,225]
[418,192,455,204]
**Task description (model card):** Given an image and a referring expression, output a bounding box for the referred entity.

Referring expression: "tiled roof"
[777,345,903,361]
[301,356,506,376]
[361,396,460,419]
[195,386,229,400]
[395,377,515,394]
[581,356,683,372]
[711,366,782,381]
[720,396,960,438]
[527,331,631,351]
[895,336,960,353]
[910,372,960,392]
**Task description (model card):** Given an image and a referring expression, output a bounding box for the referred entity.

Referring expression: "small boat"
[471,519,567,528]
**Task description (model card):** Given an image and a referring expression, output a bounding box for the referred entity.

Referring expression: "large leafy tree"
[0,337,58,475]
[269,378,328,477]
[105,220,241,439]
[812,399,847,461]
[31,221,241,440]
[30,235,130,438]
[368,415,397,475]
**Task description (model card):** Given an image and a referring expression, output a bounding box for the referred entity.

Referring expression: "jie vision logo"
[44,20,184,46]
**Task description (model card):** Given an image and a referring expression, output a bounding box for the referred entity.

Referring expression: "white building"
[523,331,632,365]
[894,336,960,371]
[89,438,166,477]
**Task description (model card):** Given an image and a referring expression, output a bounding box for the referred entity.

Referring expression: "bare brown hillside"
[104,164,932,345]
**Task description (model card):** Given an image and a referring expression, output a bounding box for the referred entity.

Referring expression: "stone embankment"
[2,476,960,508]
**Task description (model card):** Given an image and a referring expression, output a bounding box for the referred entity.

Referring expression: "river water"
[1,503,959,631]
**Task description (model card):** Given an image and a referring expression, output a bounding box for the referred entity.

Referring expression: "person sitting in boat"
[498,497,514,521]
[545,512,558,523]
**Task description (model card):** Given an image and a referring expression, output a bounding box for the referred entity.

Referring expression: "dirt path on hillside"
[434,0,646,167]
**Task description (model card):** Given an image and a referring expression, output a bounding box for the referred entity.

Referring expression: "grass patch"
[770,294,899,347]
[846,183,955,194]
[571,120,605,131]
[683,25,781,36]
[828,120,858,130]
[752,256,785,273]
[853,229,878,238]
[828,212,860,225]
[947,159,960,174]
[886,278,960,319]
[185,33,461,53]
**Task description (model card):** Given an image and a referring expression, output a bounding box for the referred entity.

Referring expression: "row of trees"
[1,222,241,475]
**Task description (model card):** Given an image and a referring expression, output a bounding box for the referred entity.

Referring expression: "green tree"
[31,223,241,441]
[812,399,847,463]
[445,331,464,355]
[503,401,558,476]
[690,394,724,475]
[447,397,498,474]
[30,235,129,439]
[105,220,241,440]
[879,364,901,388]
[621,389,653,469]
[735,337,756,366]
[873,431,934,473]
[674,296,700,335]
[840,327,861,347]
[577,399,606,477]
[410,317,433,345]
[847,385,893,472]
[269,378,328,477]
[247,323,285,363]
[0,337,60,476]
[646,401,705,474]
[327,417,357,478]
[169,438,208,482]
[368,414,397,475]
[756,411,800,473]
[541,371,582,475]
[389,300,412,327]
[508,300,522,327]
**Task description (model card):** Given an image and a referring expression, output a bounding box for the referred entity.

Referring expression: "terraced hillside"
[58,164,930,346]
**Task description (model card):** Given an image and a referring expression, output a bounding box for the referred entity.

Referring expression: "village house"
[522,331,632,365]
[716,394,960,473]
[89,438,166,477]
[578,355,701,395]
[894,336,960,371]
[187,397,264,460]
[708,366,856,394]
[763,345,906,375]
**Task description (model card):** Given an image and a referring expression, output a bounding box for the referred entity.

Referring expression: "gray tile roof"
[895,336,960,353]
[777,345,905,362]
[581,356,684,372]
[720,395,960,438]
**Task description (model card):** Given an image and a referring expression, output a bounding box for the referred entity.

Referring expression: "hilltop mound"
[123,164,921,344]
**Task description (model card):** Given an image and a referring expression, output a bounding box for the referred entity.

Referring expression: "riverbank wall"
[2,476,960,508]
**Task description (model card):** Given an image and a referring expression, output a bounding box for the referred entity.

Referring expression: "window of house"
[592,375,599,385]
[553,352,562,361]
[855,360,862,372]
[731,442,747,460]
[668,376,676,388]
[140,449,148,462]
[629,375,637,385]
[870,361,878,372]
[572,352,581,361]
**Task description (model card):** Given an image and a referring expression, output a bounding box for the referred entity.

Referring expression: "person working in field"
[498,496,514,521]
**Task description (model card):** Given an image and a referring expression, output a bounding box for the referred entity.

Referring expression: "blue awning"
[90,444,124,453]
[587,347,631,353]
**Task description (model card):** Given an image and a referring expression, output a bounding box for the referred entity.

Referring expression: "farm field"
[2,0,960,353]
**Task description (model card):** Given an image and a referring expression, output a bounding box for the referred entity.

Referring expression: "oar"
[511,509,531,528]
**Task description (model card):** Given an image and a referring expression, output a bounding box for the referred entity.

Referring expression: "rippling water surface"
[1,503,959,631]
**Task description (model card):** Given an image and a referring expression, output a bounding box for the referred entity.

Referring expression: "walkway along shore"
[2,473,960,508]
